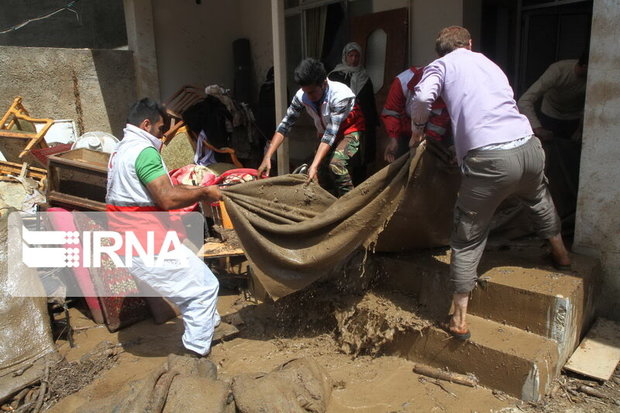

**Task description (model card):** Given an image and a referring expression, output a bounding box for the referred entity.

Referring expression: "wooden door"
[351,8,408,110]
[351,7,408,171]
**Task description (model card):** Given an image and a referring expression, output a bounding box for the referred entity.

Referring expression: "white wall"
[150,0,471,104]
[372,0,467,66]
[151,0,241,100]
[238,0,274,103]
[574,0,620,319]
[150,0,273,104]
[411,0,464,66]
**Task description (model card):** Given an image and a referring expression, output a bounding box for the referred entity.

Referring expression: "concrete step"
[384,314,560,401]
[468,250,598,364]
[377,244,598,353]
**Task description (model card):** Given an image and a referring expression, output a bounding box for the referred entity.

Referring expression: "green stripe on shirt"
[135,147,166,185]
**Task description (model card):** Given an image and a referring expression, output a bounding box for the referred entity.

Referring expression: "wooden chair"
[0,96,54,166]
[162,85,243,168]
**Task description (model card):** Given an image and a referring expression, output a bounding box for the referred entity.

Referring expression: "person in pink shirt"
[410,26,571,340]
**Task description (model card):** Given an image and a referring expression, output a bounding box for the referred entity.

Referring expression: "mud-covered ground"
[2,283,507,412]
[509,367,620,413]
[3,277,618,413]
[1,191,618,412]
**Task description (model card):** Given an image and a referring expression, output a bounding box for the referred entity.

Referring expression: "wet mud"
[34,280,512,413]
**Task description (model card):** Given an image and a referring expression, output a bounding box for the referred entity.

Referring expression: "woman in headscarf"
[328,42,379,183]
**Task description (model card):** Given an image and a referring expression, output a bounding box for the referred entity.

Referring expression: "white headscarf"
[330,42,370,96]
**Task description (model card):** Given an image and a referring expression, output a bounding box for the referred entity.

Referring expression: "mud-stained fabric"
[1,214,57,403]
[80,354,233,413]
[223,139,544,300]
[232,358,332,413]
[374,143,461,251]
[223,142,463,300]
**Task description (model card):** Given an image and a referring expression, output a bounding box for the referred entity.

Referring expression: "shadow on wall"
[0,0,134,138]
[0,47,136,140]
[90,49,137,137]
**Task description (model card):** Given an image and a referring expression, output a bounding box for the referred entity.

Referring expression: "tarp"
[223,142,461,300]
[0,213,57,403]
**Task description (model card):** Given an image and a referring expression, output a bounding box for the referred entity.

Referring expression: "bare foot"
[548,233,571,267]
[449,314,467,332]
[447,314,470,340]
[448,293,470,334]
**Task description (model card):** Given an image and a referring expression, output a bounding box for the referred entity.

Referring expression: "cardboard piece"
[199,241,244,259]
[564,318,620,381]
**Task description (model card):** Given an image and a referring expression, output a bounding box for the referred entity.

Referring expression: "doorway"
[481,0,593,240]
[282,2,409,174]
[351,7,409,173]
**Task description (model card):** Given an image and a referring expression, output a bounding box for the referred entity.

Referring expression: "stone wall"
[0,46,136,138]
[0,0,126,49]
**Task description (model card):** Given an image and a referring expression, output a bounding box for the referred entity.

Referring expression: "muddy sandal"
[447,326,471,340]
[545,253,571,271]
[441,317,471,340]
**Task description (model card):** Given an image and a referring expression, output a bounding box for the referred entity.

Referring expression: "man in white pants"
[106,97,237,356]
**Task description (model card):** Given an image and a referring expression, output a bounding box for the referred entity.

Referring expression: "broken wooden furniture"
[162,85,243,168]
[162,85,206,144]
[45,148,109,211]
[0,161,46,184]
[0,96,53,167]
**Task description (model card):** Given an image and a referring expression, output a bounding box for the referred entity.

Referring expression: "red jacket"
[381,67,451,143]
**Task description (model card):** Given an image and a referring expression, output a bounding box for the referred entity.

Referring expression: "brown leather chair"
[162,85,242,168]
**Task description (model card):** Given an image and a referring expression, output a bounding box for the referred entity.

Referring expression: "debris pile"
[506,366,620,412]
[0,342,120,413]
[334,291,432,356]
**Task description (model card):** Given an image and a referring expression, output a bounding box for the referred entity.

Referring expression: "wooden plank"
[47,191,107,211]
[564,318,620,381]
[198,241,244,259]
[0,160,47,180]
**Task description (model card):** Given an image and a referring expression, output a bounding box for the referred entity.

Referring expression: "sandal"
[441,316,471,340]
[545,253,571,271]
[447,326,471,340]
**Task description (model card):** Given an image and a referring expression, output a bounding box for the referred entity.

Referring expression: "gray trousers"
[450,137,561,294]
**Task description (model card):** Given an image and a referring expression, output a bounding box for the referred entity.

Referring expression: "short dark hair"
[126,97,167,127]
[435,26,471,57]
[294,58,326,86]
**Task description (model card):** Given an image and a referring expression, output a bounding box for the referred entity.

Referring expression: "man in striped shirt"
[257,58,365,197]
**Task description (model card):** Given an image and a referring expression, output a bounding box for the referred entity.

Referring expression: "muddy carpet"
[223,139,537,300]
[222,142,462,300]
